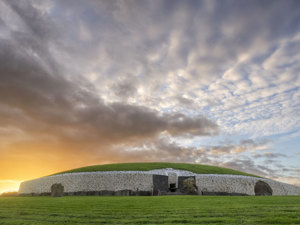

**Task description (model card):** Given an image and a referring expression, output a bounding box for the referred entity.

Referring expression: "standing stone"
[51,183,64,197]
[178,176,195,193]
[153,175,168,195]
[183,177,198,195]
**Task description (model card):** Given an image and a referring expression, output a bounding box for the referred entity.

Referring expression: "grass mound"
[54,162,260,177]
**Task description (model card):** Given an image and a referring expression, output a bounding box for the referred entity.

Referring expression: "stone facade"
[19,173,153,195]
[195,175,300,196]
[18,169,300,196]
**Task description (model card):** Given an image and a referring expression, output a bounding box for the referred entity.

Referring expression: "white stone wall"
[195,175,300,196]
[265,179,300,195]
[18,170,300,195]
[19,173,153,194]
[196,175,256,195]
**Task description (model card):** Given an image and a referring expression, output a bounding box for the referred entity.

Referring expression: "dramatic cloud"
[0,0,218,183]
[0,40,218,144]
[0,0,299,190]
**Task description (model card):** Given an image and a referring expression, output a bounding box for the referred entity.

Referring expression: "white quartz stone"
[18,169,300,196]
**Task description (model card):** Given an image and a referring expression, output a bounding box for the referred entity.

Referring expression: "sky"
[0,0,299,194]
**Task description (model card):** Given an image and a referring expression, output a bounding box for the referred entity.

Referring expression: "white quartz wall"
[196,175,256,195]
[19,173,153,194]
[195,175,300,195]
[264,179,300,195]
[19,170,300,195]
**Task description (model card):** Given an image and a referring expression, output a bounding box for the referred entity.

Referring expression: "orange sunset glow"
[1,0,300,194]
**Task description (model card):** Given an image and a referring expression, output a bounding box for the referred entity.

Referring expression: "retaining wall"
[19,173,153,195]
[18,170,300,196]
[195,175,300,195]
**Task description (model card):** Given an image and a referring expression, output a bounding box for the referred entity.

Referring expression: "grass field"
[0,196,299,224]
[53,162,260,177]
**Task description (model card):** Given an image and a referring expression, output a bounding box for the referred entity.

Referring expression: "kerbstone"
[182,177,198,195]
[51,183,64,197]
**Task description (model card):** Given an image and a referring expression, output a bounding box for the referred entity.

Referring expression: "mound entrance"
[255,181,273,196]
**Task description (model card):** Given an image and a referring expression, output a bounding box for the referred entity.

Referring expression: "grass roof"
[53,162,260,177]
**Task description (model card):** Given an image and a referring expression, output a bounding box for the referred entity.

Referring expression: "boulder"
[183,177,198,195]
[51,183,64,197]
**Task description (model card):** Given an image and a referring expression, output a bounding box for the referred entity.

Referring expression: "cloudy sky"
[0,0,299,193]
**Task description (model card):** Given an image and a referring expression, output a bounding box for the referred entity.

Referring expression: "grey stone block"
[153,175,168,195]
[182,177,198,195]
[51,183,64,197]
[178,176,195,193]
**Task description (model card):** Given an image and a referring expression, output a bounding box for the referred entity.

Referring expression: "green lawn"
[0,196,299,224]
[53,162,259,177]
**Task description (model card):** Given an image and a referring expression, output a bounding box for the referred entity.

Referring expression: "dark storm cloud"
[0,38,218,146]
[0,0,218,158]
[107,137,208,164]
[110,138,267,165]
[111,77,138,100]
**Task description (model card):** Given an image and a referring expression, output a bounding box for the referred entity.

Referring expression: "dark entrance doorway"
[169,183,177,192]
[254,181,273,196]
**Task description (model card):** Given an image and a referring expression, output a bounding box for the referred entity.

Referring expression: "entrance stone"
[178,176,196,193]
[51,183,64,197]
[182,177,198,195]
